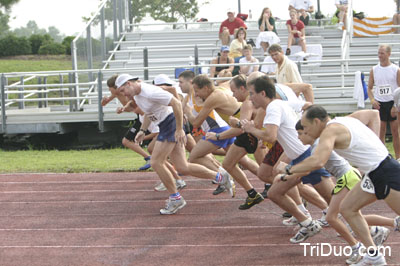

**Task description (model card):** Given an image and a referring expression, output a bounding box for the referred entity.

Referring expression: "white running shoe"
[283,211,311,226]
[219,168,236,198]
[346,243,363,265]
[154,182,167,191]
[317,211,330,227]
[350,253,386,266]
[370,226,390,247]
[160,197,187,215]
[394,215,400,231]
[176,179,187,190]
[290,220,322,243]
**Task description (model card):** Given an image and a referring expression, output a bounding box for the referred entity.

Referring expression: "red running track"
[0,172,399,266]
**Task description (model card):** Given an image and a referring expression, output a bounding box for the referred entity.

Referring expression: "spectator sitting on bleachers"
[210,46,234,78]
[239,45,259,76]
[286,9,307,55]
[219,8,247,46]
[289,0,314,26]
[229,27,247,59]
[256,7,280,56]
[335,0,348,29]
[268,43,303,84]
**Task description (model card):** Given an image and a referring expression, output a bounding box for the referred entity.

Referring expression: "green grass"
[0,148,147,173]
[0,143,396,174]
[0,55,72,73]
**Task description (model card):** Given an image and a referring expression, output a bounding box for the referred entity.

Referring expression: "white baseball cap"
[115,74,139,88]
[153,74,175,86]
[227,8,235,14]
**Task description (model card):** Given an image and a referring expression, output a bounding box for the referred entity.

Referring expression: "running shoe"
[213,185,226,195]
[154,182,167,191]
[176,179,187,190]
[370,226,390,247]
[160,197,187,215]
[395,215,400,231]
[282,212,292,218]
[349,253,386,266]
[317,211,330,227]
[290,220,321,243]
[138,156,151,171]
[283,211,311,226]
[346,243,363,265]
[261,183,271,198]
[238,192,264,210]
[220,168,236,198]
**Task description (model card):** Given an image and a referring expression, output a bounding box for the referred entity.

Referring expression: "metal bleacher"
[1,0,400,136]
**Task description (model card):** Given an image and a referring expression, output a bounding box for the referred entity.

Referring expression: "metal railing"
[340,0,354,87]
[71,0,130,110]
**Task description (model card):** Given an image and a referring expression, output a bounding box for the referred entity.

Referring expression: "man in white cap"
[115,74,234,214]
[219,8,247,46]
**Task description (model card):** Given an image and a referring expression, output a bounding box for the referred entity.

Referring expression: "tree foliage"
[145,0,199,23]
[89,0,201,25]
[0,0,19,11]
[0,0,19,36]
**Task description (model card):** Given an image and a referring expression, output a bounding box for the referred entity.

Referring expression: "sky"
[8,0,397,35]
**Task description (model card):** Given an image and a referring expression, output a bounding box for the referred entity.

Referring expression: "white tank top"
[373,63,399,102]
[327,117,388,173]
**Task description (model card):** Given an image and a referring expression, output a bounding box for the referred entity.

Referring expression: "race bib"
[360,174,375,194]
[378,85,392,96]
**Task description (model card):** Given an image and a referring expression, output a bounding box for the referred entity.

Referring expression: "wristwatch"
[285,164,293,175]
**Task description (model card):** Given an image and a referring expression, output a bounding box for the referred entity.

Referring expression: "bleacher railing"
[71,0,130,109]
[340,0,353,86]
[4,54,399,133]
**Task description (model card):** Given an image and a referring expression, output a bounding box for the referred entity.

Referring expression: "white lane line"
[1,243,399,248]
[0,225,292,231]
[0,199,245,204]
[0,189,217,193]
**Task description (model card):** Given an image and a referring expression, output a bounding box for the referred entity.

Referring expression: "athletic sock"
[351,242,361,250]
[300,218,313,227]
[297,203,308,214]
[247,188,257,198]
[170,192,181,200]
[215,172,223,183]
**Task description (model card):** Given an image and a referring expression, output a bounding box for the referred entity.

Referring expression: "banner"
[353,17,395,37]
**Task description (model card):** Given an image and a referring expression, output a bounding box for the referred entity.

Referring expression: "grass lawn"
[0,55,72,73]
[0,143,396,174]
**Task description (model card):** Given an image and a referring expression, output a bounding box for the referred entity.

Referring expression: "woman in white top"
[239,45,259,76]
[256,7,280,56]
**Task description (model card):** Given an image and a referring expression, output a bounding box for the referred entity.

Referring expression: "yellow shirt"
[276,56,303,84]
[229,39,246,58]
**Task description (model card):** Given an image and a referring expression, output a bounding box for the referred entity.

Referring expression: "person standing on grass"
[115,74,234,215]
[367,44,400,159]
[287,105,400,265]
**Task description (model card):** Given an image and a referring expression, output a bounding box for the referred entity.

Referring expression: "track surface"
[0,172,399,266]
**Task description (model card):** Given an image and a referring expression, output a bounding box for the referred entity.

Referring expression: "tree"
[90,0,201,25]
[0,0,19,36]
[145,0,199,25]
